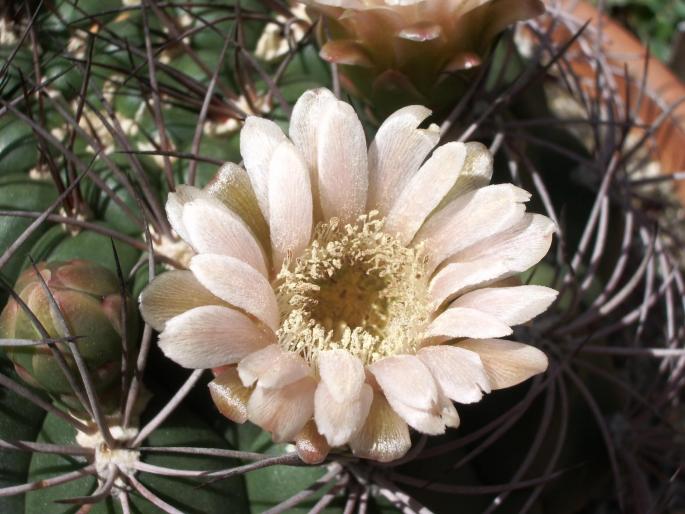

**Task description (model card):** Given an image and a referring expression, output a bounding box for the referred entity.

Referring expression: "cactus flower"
[0,260,135,413]
[306,0,545,114]
[140,88,556,463]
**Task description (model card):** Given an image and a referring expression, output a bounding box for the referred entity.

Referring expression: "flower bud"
[0,260,136,412]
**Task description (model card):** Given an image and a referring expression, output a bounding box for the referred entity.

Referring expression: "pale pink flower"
[140,88,556,463]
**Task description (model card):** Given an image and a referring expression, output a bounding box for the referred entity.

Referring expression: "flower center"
[275,212,431,365]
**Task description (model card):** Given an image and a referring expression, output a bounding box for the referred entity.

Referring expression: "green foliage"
[0,119,38,176]
[0,359,46,513]
[0,176,58,301]
[235,423,343,514]
[41,0,124,32]
[600,0,685,61]
[45,228,140,277]
[0,45,35,101]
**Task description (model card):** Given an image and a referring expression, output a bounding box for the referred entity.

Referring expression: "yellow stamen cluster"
[276,212,431,366]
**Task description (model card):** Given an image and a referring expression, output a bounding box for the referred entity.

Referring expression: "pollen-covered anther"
[276,212,432,366]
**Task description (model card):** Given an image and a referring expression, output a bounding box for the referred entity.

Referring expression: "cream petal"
[367,105,440,214]
[139,270,224,331]
[457,339,548,389]
[258,351,311,389]
[317,349,365,403]
[415,184,530,272]
[449,213,556,271]
[166,185,208,243]
[182,199,268,276]
[204,162,270,253]
[439,394,460,429]
[237,344,284,387]
[386,397,446,435]
[317,100,368,222]
[348,391,411,463]
[158,305,274,369]
[289,88,338,174]
[189,254,280,331]
[452,285,558,326]
[240,116,287,218]
[429,259,509,309]
[426,307,513,339]
[247,376,317,442]
[418,345,491,404]
[289,88,338,220]
[369,358,460,435]
[368,354,437,410]
[315,382,373,447]
[436,142,493,209]
[268,140,313,270]
[430,213,556,306]
[209,367,251,423]
[385,142,466,244]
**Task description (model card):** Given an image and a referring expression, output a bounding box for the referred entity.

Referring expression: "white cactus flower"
[140,87,556,463]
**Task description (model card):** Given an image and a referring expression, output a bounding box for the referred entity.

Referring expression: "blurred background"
[601,0,685,72]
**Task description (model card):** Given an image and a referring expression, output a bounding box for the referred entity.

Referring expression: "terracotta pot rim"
[541,0,685,204]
